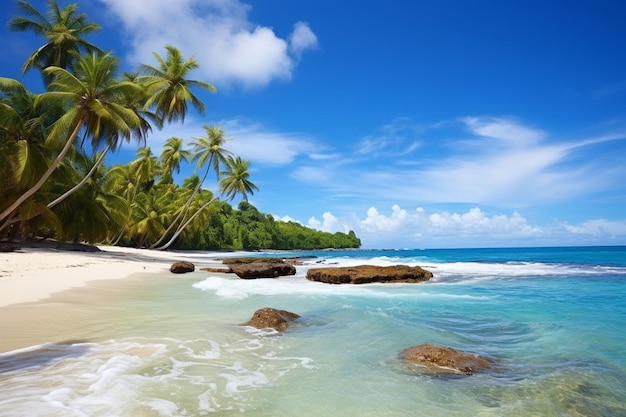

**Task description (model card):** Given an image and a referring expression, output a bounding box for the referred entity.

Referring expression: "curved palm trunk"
[155,197,217,251]
[47,143,112,209]
[0,120,84,224]
[149,160,212,249]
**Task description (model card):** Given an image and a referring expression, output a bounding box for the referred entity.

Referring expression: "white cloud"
[289,22,318,55]
[220,120,321,165]
[298,116,626,209]
[563,219,626,237]
[96,0,317,88]
[302,204,626,248]
[462,116,545,146]
[308,212,343,233]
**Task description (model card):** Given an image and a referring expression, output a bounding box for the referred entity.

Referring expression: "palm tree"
[0,77,57,235]
[8,0,102,80]
[219,156,259,202]
[159,137,190,185]
[129,147,160,191]
[52,150,129,243]
[138,45,215,124]
[0,52,142,224]
[150,125,231,248]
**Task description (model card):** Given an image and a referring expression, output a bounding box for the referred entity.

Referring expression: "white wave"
[192,275,381,299]
[0,336,313,417]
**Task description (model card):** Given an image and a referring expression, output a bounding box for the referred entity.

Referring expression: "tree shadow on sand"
[0,341,91,373]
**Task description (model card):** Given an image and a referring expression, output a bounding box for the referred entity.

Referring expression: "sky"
[2,0,626,248]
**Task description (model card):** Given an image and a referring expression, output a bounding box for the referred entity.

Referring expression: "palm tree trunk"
[47,143,113,209]
[155,197,217,251]
[0,120,84,224]
[149,162,212,248]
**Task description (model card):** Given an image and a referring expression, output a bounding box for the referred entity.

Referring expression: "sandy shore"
[0,244,224,308]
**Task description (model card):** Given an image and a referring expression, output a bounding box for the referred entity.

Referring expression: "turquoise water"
[1,246,625,416]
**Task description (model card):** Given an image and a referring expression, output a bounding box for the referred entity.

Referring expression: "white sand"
[0,245,222,308]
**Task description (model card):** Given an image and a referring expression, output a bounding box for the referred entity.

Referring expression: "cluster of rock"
[167,258,492,376]
[242,307,492,375]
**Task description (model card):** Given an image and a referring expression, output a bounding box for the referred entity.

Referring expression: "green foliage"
[0,1,362,250]
[177,201,360,251]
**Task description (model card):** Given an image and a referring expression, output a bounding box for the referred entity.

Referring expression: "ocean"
[1,246,625,416]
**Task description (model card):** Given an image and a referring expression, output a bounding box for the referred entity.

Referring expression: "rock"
[306,265,433,284]
[223,258,296,279]
[170,261,195,274]
[399,344,493,375]
[244,307,300,331]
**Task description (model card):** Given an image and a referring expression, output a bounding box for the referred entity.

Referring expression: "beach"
[0,244,229,353]
[1,246,625,416]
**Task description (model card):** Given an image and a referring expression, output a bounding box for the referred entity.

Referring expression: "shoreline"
[0,244,226,308]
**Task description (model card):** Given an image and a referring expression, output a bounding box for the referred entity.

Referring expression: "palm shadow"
[0,340,91,373]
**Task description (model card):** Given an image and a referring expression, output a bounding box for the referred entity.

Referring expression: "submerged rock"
[306,265,433,284]
[244,307,300,331]
[170,261,195,274]
[399,344,493,375]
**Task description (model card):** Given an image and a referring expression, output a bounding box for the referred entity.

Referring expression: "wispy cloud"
[294,116,626,208]
[96,0,318,88]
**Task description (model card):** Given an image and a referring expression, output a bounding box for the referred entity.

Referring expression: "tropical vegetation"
[0,0,360,251]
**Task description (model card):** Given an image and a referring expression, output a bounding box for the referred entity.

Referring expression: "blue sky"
[2,0,626,248]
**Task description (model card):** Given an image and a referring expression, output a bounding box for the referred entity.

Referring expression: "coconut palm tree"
[150,125,231,248]
[159,137,190,185]
[8,0,102,80]
[129,147,160,191]
[138,45,215,124]
[0,52,142,224]
[52,150,129,243]
[219,156,259,202]
[0,77,58,235]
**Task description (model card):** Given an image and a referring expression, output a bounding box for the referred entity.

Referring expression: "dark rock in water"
[306,265,433,284]
[170,261,195,274]
[400,344,493,375]
[224,258,296,279]
[244,307,300,331]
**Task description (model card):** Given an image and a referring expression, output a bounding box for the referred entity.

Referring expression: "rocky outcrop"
[306,265,433,284]
[170,261,195,274]
[399,344,493,375]
[222,258,296,279]
[244,307,300,331]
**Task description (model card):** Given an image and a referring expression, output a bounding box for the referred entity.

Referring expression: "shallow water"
[1,247,625,416]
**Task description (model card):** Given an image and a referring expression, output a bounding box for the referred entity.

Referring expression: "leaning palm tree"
[0,52,142,224]
[8,0,102,81]
[46,71,158,209]
[158,137,190,185]
[219,156,259,202]
[157,156,258,250]
[138,45,215,124]
[150,125,231,248]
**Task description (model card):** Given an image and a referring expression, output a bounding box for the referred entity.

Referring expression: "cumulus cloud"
[308,212,343,233]
[96,0,318,88]
[289,22,318,55]
[301,204,626,248]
